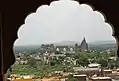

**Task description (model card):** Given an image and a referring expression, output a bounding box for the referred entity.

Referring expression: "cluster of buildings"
[15,37,88,65]
[11,37,118,81]
[40,37,88,54]
[14,37,116,66]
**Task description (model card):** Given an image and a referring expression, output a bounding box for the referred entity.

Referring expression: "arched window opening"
[6,0,118,81]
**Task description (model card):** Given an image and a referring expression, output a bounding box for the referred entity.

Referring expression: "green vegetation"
[96,58,108,67]
[74,52,110,67]
[11,62,69,77]
[8,51,117,78]
[27,57,37,67]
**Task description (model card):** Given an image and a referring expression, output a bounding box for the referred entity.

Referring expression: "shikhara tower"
[75,37,88,52]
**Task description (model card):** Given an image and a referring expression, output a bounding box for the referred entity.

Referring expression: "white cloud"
[14,0,116,46]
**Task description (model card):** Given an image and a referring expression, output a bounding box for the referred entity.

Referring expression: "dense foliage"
[8,51,117,78]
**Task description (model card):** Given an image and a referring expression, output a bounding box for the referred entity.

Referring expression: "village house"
[19,60,28,65]
[73,74,88,81]
[91,77,112,81]
[73,63,101,76]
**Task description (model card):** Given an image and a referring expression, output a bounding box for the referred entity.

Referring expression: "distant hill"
[88,40,117,51]
[89,40,116,45]
[54,41,79,46]
[14,45,41,53]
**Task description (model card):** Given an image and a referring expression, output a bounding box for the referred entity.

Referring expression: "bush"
[96,58,108,67]
[50,59,59,66]
[27,57,37,68]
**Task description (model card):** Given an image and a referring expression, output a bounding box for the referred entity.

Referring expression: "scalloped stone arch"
[14,0,118,56]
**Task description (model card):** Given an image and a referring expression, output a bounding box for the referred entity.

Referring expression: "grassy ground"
[9,63,72,78]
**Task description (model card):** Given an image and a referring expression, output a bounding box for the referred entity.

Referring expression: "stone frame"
[0,0,119,81]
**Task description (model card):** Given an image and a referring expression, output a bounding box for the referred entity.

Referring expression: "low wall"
[91,79,112,81]
[13,79,33,81]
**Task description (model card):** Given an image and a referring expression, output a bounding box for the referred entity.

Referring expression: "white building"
[70,48,73,51]
[19,60,28,65]
[56,48,60,51]
[88,63,101,69]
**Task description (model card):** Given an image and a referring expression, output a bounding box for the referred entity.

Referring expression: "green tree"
[27,57,37,67]
[74,52,89,66]
[50,59,59,66]
[96,58,108,67]
[76,58,89,66]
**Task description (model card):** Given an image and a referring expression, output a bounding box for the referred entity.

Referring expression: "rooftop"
[88,63,101,67]
[92,77,112,80]
[73,67,100,72]
[73,74,87,77]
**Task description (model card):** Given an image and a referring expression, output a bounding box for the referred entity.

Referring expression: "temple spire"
[79,36,88,51]
[82,37,86,42]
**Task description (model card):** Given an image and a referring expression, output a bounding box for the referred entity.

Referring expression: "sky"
[14,0,116,46]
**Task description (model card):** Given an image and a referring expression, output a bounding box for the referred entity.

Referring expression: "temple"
[75,37,88,52]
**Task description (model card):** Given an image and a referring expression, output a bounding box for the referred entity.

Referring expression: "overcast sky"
[14,0,116,46]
